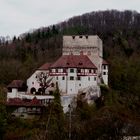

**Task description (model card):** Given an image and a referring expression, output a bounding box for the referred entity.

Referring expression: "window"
[56,76,58,80]
[70,68,74,73]
[88,77,90,81]
[22,108,26,113]
[62,76,65,80]
[38,88,44,94]
[85,69,88,73]
[77,69,81,73]
[103,72,106,75]
[77,76,81,80]
[94,77,96,81]
[52,69,56,72]
[94,69,96,73]
[85,35,88,39]
[70,76,74,80]
[79,84,81,86]
[103,65,106,69]
[89,69,91,73]
[81,69,84,73]
[58,69,63,73]
[32,107,36,111]
[79,36,82,38]
[30,87,36,94]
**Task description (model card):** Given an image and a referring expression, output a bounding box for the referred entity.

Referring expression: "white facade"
[27,70,49,93]
[7,88,20,100]
[7,91,54,105]
[52,68,97,95]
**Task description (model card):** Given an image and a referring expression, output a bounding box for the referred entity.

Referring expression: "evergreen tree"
[46,83,65,140]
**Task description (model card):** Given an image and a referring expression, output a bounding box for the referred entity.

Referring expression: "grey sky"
[0,0,140,37]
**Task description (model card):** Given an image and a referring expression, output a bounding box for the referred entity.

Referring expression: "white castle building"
[6,35,108,115]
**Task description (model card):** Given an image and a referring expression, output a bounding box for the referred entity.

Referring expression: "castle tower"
[62,35,103,82]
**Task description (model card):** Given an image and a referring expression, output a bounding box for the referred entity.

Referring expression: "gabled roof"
[7,80,24,88]
[102,59,108,65]
[50,55,97,69]
[38,63,52,70]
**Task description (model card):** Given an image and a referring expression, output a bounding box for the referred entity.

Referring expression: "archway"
[38,88,44,95]
[30,87,36,94]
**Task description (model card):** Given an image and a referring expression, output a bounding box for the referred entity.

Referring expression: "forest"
[0,10,140,139]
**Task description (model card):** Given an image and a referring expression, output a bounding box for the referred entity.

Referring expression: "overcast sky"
[0,0,140,37]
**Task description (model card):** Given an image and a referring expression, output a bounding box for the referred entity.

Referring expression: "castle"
[6,35,108,117]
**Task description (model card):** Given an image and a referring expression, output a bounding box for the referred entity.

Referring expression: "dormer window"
[67,62,70,65]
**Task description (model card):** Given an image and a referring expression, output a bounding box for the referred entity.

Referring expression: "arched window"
[38,88,44,95]
[30,87,36,94]
[51,83,55,87]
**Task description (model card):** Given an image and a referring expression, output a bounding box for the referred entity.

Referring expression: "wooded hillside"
[0,10,140,139]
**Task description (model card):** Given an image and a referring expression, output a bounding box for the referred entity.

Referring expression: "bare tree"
[36,72,48,94]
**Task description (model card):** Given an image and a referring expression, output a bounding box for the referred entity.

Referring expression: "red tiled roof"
[50,55,97,69]
[29,97,41,106]
[7,80,24,88]
[38,63,52,70]
[102,59,108,65]
[6,98,25,106]
[6,97,43,107]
